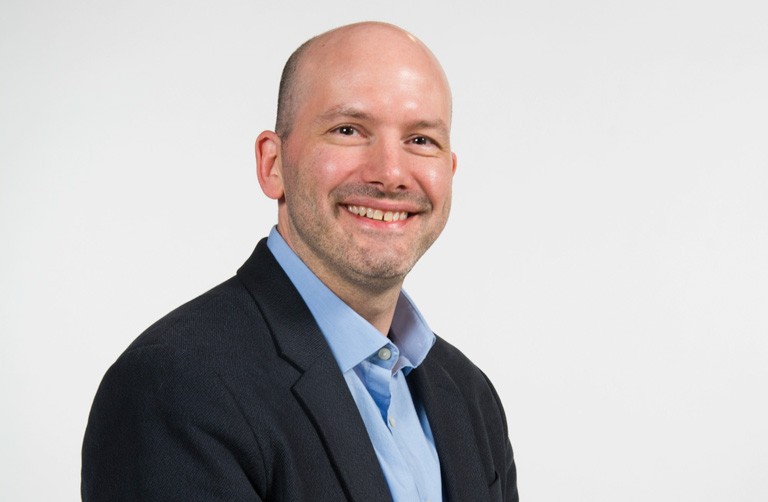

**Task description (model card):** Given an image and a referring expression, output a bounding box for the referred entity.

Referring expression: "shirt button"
[388,416,396,428]
[377,347,392,361]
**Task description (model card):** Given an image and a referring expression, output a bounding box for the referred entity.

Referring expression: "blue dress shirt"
[267,227,442,502]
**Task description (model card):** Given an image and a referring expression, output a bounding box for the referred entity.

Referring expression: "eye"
[409,135,441,148]
[333,126,357,136]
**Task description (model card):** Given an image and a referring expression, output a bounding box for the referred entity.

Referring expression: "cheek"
[284,150,332,197]
[421,164,455,207]
[298,147,357,190]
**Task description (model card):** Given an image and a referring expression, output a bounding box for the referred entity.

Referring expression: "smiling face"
[258,23,456,295]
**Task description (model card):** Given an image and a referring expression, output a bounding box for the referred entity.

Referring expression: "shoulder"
[83,276,281,499]
[427,335,494,388]
[90,273,291,436]
[92,276,267,410]
[127,276,260,351]
[82,298,270,499]
[116,274,285,375]
[426,335,510,435]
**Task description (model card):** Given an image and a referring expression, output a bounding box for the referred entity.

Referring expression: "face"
[263,27,456,293]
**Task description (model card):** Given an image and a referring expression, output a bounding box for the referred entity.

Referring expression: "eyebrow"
[407,119,450,137]
[316,106,450,136]
[315,106,373,124]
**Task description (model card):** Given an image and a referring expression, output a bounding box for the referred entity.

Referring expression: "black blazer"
[82,239,518,501]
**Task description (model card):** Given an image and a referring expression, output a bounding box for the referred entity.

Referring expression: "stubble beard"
[283,173,449,293]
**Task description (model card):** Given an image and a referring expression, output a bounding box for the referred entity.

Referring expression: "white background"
[2,1,767,500]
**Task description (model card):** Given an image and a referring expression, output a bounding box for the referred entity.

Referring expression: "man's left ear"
[451,152,458,175]
[256,131,284,200]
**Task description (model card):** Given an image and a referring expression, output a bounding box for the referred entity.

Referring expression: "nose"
[362,135,410,192]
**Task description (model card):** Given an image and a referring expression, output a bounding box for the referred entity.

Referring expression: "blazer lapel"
[292,361,392,502]
[237,240,392,502]
[408,357,489,501]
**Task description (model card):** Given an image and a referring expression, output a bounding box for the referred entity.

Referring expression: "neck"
[276,221,406,335]
[300,251,403,335]
[326,277,402,336]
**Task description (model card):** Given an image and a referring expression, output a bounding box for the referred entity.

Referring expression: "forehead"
[293,26,452,123]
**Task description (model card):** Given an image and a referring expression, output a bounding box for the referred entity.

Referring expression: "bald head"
[275,22,451,138]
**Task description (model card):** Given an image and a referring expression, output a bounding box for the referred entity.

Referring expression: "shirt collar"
[267,227,435,374]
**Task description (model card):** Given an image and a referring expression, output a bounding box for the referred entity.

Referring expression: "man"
[82,22,518,501]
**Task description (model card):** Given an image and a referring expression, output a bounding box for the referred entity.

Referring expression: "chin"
[344,253,418,284]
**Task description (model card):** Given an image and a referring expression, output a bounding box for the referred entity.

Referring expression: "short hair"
[275,36,317,138]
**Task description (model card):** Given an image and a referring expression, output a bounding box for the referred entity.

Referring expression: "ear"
[256,130,284,200]
[451,151,458,175]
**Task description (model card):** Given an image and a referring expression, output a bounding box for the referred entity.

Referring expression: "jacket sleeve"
[81,344,264,501]
[482,371,519,502]
[504,435,519,502]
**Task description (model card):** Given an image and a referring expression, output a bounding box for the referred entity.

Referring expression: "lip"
[346,205,409,223]
[340,204,415,227]
[339,198,423,214]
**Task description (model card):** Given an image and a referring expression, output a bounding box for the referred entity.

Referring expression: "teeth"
[346,205,409,222]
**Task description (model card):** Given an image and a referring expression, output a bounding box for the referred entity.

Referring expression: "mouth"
[345,205,410,222]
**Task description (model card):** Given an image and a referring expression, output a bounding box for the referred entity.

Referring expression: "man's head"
[256,22,457,296]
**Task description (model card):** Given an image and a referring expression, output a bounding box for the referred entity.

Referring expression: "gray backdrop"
[2,0,767,500]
